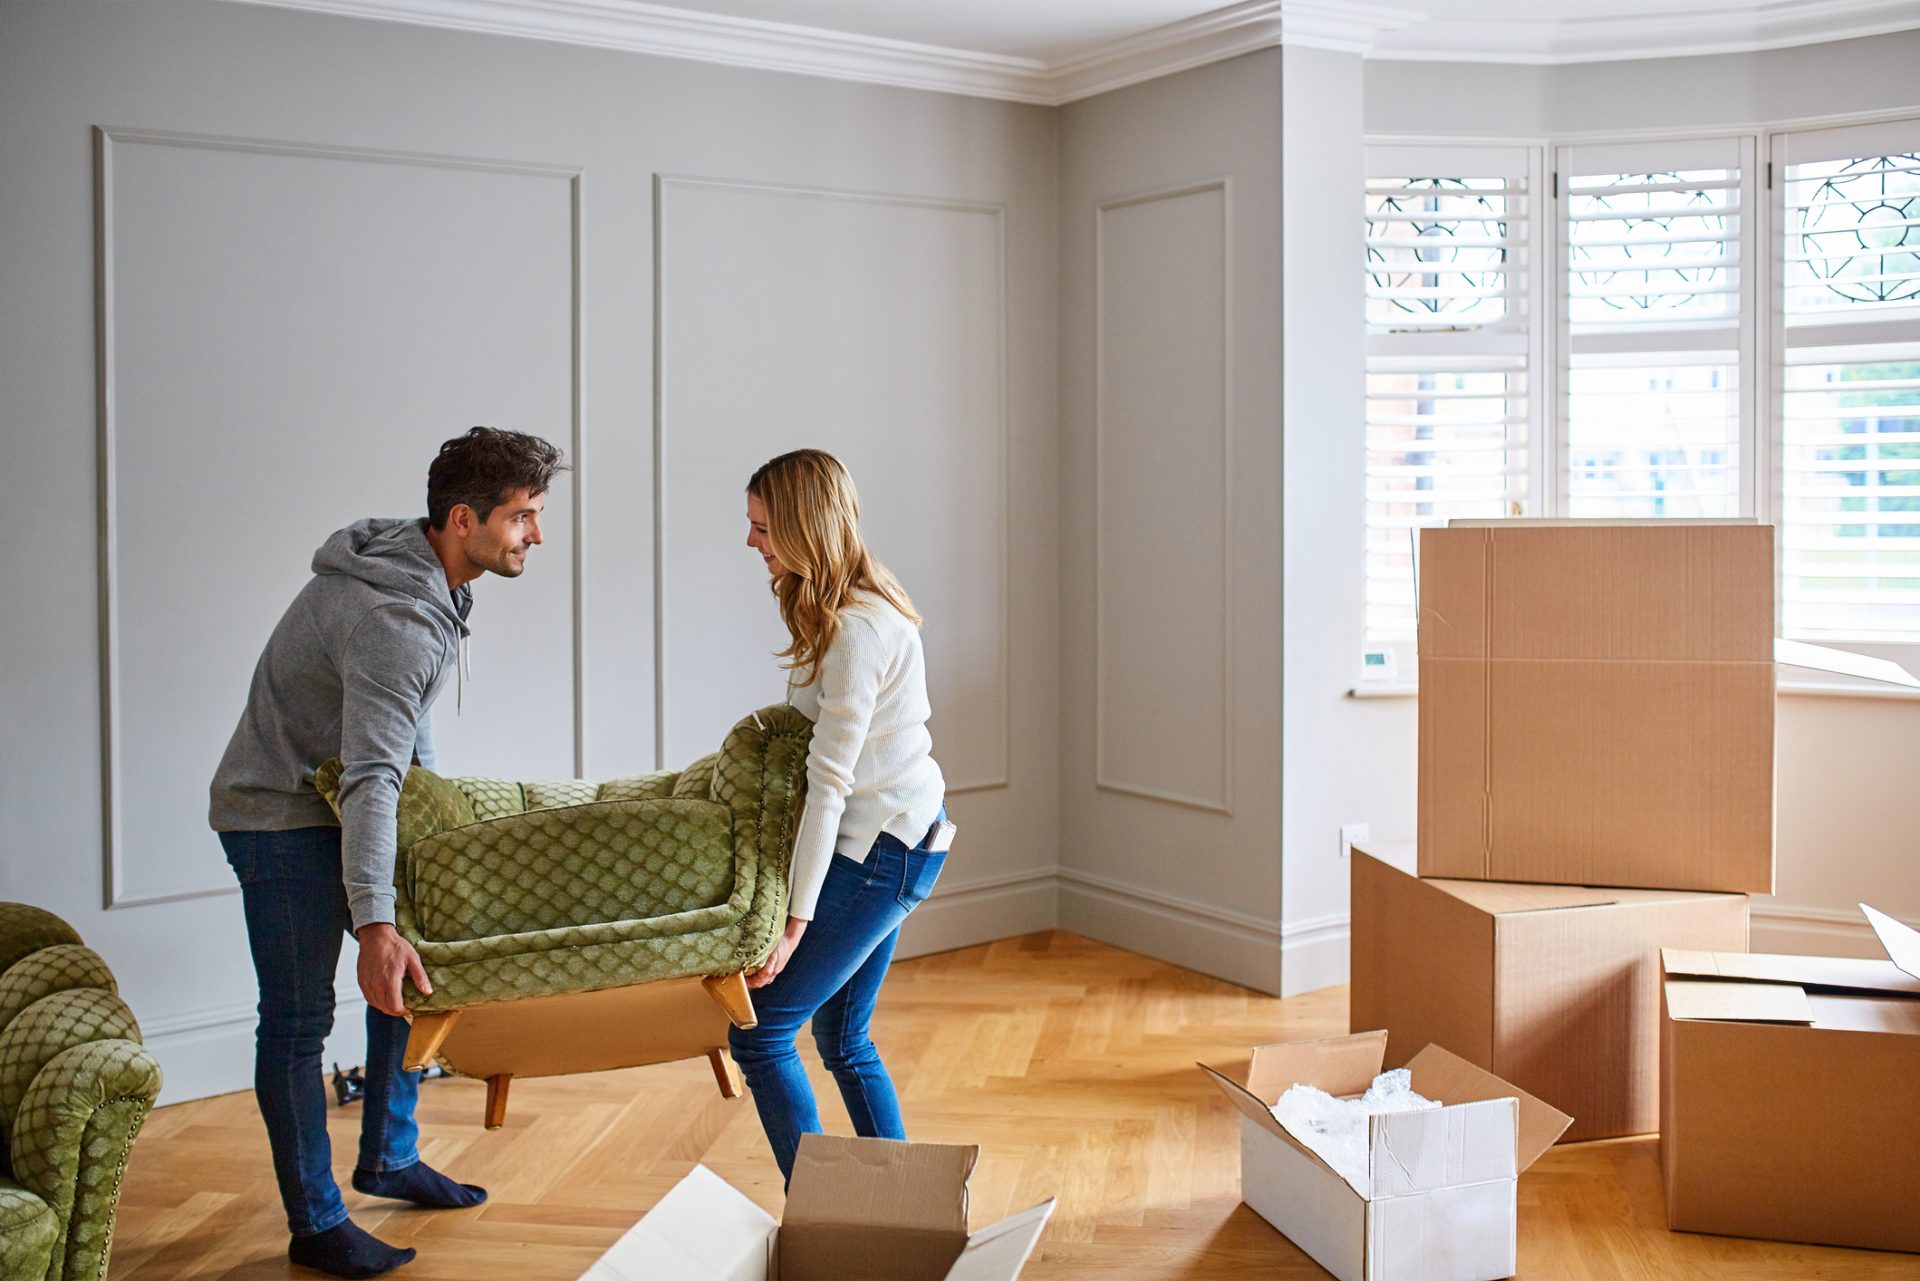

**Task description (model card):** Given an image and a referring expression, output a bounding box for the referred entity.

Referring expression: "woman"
[729,448,951,1182]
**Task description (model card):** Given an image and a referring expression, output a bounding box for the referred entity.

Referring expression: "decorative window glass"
[1777,126,1920,642]
[1363,146,1539,647]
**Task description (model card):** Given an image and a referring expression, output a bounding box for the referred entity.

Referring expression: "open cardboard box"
[580,1134,1056,1281]
[1660,904,1920,1254]
[1201,1031,1571,1281]
[1349,846,1748,1141]
[1417,519,1920,896]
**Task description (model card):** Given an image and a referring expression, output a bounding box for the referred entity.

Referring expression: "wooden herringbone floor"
[110,931,1920,1279]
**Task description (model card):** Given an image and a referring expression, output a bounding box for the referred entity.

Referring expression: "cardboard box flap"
[1661,947,1920,997]
[1777,638,1920,688]
[940,1200,1057,1281]
[1245,1030,1389,1101]
[785,1135,973,1235]
[1429,878,1620,915]
[1197,1053,1371,1192]
[1665,977,1814,1024]
[583,1164,776,1281]
[1404,1044,1572,1171]
[1864,904,1920,981]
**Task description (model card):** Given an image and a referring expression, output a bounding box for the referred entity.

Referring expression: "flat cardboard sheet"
[580,1165,775,1281]
[1660,947,1920,996]
[1863,903,1920,981]
[1418,521,1776,894]
[1663,978,1812,1024]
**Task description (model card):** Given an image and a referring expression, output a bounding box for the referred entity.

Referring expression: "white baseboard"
[1279,913,1351,997]
[1057,867,1282,994]
[897,868,1059,960]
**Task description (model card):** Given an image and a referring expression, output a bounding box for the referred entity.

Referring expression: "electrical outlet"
[1339,823,1370,860]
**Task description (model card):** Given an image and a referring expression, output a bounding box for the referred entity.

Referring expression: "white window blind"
[1364,145,1539,645]
[1558,138,1754,518]
[1776,119,1920,642]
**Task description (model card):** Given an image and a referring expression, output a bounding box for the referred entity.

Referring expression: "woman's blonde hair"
[748,448,920,685]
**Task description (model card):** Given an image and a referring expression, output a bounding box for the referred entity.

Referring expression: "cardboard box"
[580,1134,1056,1281]
[1418,519,1777,894]
[1660,905,1920,1254]
[1201,1032,1571,1281]
[1350,846,1748,1141]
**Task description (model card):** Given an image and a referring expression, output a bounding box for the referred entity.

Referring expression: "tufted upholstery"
[0,905,161,1281]
[316,704,812,1015]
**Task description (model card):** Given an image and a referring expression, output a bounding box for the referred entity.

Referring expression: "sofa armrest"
[9,1038,161,1281]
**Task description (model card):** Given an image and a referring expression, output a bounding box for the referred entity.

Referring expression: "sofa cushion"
[0,1179,55,1279]
[313,759,479,854]
[0,990,140,1130]
[0,907,80,979]
[0,947,117,1042]
[409,799,736,942]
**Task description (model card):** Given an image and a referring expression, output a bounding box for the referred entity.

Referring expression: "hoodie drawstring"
[457,632,471,714]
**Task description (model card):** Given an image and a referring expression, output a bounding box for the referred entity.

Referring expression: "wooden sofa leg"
[484,1074,512,1130]
[708,1048,743,1100]
[702,972,757,1029]
[403,1011,460,1072]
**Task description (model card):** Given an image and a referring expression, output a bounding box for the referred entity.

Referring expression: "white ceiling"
[235,0,1920,101]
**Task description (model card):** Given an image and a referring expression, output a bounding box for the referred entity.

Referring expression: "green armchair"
[317,704,812,1127]
[0,904,161,1281]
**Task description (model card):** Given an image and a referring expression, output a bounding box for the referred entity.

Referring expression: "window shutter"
[1364,147,1538,645]
[1776,123,1920,641]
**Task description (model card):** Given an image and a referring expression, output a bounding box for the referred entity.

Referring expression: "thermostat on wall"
[1360,647,1398,683]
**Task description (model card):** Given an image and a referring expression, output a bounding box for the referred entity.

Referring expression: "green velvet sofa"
[0,904,162,1281]
[316,703,812,1126]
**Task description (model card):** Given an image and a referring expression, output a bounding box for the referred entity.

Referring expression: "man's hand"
[746,917,808,990]
[356,922,432,1017]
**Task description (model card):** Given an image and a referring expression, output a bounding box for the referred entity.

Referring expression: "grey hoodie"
[209,517,471,931]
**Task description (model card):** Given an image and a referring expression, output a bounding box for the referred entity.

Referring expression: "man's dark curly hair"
[426,427,567,530]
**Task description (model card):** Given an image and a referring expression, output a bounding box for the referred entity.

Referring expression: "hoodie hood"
[312,517,469,636]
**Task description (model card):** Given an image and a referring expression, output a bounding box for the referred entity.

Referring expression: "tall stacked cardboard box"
[1352,521,1769,1142]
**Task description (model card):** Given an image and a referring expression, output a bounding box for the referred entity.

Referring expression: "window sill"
[1347,680,1920,703]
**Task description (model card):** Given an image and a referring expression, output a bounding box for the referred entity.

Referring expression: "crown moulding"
[219,0,1920,103]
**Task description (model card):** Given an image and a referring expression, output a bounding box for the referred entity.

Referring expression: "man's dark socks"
[288,1220,414,1279]
[352,1161,488,1210]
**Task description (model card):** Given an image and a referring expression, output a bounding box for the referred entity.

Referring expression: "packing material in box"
[1660,904,1920,1254]
[1201,1031,1571,1281]
[1350,846,1748,1141]
[1418,519,1775,894]
[581,1134,1056,1281]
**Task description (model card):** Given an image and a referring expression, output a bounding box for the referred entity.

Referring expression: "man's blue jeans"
[728,817,947,1182]
[220,827,421,1236]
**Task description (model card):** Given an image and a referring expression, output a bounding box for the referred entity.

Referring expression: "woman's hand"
[747,916,808,990]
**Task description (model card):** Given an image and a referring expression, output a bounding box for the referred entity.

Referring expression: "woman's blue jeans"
[219,827,421,1236]
[728,818,947,1182]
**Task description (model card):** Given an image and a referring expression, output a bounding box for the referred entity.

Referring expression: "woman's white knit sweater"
[784,592,945,920]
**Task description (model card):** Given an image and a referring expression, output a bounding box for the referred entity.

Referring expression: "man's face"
[463,488,545,578]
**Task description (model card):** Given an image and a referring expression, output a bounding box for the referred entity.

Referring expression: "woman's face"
[745,492,789,577]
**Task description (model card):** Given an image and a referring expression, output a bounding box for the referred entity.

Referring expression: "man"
[209,427,566,1279]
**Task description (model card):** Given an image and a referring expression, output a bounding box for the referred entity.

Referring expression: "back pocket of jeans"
[895,850,945,910]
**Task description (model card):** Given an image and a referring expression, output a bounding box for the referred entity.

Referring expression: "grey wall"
[0,0,1059,1103]
[1057,50,1286,992]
